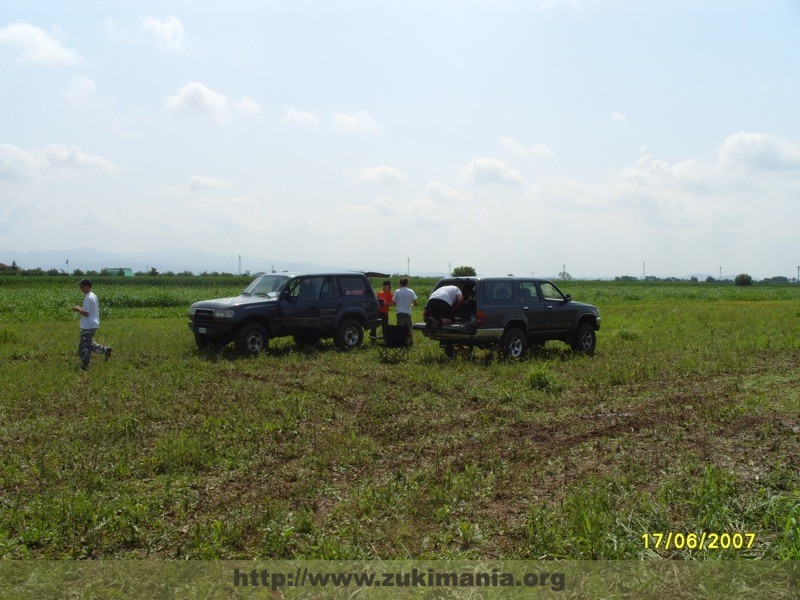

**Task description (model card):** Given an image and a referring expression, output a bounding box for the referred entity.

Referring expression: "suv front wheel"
[572,323,596,355]
[235,323,269,355]
[334,319,363,350]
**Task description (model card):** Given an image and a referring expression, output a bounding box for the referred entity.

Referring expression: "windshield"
[242,275,289,298]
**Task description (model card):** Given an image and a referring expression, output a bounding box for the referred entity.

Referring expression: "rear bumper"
[412,321,502,342]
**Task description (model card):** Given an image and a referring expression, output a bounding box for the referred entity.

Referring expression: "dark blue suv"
[414,276,600,358]
[188,272,381,355]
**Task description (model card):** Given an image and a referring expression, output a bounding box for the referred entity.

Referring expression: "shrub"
[735,273,753,286]
[528,366,561,392]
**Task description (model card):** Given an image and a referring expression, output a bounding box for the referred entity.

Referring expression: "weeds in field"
[0,278,798,559]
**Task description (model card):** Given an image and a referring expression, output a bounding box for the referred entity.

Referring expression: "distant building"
[102,267,135,276]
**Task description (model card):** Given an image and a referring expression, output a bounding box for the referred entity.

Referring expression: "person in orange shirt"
[373,280,394,338]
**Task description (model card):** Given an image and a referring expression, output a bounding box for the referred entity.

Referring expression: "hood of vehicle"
[190,295,276,309]
[569,300,599,312]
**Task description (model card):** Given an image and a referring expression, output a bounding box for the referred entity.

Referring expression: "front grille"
[193,308,215,324]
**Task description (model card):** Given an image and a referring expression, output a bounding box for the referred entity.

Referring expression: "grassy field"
[0,276,798,559]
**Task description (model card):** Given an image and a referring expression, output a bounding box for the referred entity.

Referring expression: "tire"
[235,323,269,356]
[443,344,456,359]
[502,327,528,359]
[334,319,363,350]
[572,323,596,355]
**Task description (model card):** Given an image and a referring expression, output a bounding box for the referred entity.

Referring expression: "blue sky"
[1,0,799,278]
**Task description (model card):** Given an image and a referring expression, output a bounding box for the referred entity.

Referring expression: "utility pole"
[796,266,799,283]
[407,257,410,276]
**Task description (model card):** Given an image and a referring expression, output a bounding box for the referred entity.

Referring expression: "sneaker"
[105,347,112,360]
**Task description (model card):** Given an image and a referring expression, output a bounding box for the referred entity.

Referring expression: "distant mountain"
[0,247,350,275]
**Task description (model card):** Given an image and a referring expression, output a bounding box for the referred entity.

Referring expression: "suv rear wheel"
[502,327,528,359]
[334,319,363,350]
[235,323,269,356]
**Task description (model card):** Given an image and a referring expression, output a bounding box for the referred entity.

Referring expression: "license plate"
[198,327,208,334]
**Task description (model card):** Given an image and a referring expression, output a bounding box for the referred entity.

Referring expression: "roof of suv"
[253,271,378,278]
[437,276,557,283]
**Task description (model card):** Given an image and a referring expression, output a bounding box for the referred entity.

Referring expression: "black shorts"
[426,298,454,321]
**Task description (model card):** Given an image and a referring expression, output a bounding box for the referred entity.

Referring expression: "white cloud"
[232,96,262,116]
[281,107,322,126]
[0,22,81,67]
[333,109,381,133]
[165,83,226,117]
[44,144,117,171]
[342,195,400,216]
[0,144,42,180]
[62,75,96,105]
[346,166,405,184]
[718,131,800,172]
[164,82,261,121]
[0,143,116,180]
[187,175,223,191]
[461,157,523,184]
[612,112,629,125]
[342,180,470,224]
[111,122,142,140]
[500,137,553,158]
[425,181,470,204]
[103,17,126,42]
[141,15,185,51]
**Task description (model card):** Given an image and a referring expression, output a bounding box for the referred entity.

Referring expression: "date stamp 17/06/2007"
[642,532,756,551]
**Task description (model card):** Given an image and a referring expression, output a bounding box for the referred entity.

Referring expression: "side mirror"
[564,294,572,303]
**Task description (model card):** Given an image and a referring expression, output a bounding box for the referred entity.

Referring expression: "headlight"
[214,309,235,319]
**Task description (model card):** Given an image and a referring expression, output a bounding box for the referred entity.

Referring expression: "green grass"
[0,277,798,559]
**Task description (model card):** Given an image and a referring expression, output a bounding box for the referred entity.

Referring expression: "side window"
[519,281,540,303]
[319,276,336,299]
[486,281,513,302]
[289,277,323,299]
[338,276,369,297]
[539,282,564,302]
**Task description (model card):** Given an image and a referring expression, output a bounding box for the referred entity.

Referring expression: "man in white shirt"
[72,279,111,370]
[425,284,464,329]
[392,277,417,339]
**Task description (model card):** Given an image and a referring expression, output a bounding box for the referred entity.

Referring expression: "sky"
[1,0,799,279]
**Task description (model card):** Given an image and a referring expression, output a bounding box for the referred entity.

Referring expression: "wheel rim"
[246,331,264,352]
[508,336,524,357]
[580,330,594,350]
[344,326,360,347]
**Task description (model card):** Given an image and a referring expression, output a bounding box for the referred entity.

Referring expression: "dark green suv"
[413,276,601,358]
[188,272,381,355]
